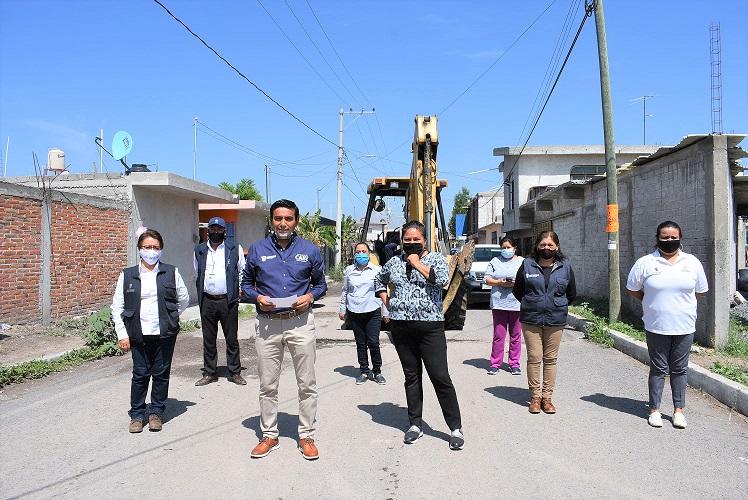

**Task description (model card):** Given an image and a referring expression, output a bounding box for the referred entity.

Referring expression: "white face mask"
[139,248,161,266]
[500,248,515,259]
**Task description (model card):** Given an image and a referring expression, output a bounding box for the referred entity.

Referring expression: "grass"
[570,298,647,345]
[238,304,256,320]
[722,315,748,361]
[0,344,116,388]
[711,361,748,385]
[179,319,200,332]
[327,264,345,281]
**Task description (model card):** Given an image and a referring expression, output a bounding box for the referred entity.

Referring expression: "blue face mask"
[354,253,370,266]
[500,248,515,259]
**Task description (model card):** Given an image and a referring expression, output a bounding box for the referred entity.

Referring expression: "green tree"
[340,214,358,264]
[297,210,336,249]
[218,178,263,201]
[449,187,471,238]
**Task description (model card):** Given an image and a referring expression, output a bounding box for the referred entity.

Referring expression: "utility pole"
[335,107,375,266]
[316,187,322,212]
[99,129,104,172]
[264,164,271,203]
[592,0,620,323]
[631,95,654,144]
[193,117,198,180]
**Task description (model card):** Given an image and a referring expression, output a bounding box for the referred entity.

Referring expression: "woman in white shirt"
[626,221,708,429]
[339,242,389,385]
[111,229,190,433]
[483,237,524,375]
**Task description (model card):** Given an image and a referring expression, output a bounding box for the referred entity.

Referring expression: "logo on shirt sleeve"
[295,254,309,262]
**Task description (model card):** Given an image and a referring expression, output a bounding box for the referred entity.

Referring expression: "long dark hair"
[531,230,565,261]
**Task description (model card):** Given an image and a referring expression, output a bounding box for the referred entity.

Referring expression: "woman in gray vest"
[512,230,576,415]
[111,229,190,433]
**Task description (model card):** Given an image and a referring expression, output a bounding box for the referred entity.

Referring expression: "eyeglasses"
[140,245,161,250]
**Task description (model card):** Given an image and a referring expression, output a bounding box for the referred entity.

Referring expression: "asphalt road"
[1,306,747,499]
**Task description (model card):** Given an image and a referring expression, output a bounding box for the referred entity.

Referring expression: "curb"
[567,313,748,417]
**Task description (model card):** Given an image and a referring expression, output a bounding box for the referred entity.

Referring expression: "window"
[491,231,498,244]
[474,247,504,261]
[570,165,606,181]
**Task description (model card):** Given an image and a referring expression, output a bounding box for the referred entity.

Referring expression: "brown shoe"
[250,437,280,458]
[148,414,163,431]
[228,373,247,385]
[541,398,556,414]
[298,438,319,460]
[129,419,144,433]
[195,375,218,386]
[529,397,542,414]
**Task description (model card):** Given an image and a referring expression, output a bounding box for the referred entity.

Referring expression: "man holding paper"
[241,199,327,461]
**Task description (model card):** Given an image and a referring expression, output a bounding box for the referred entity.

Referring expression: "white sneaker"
[672,412,687,429]
[648,411,663,428]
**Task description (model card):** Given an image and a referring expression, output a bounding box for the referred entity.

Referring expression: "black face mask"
[208,232,225,244]
[402,243,424,256]
[657,239,680,254]
[539,249,556,260]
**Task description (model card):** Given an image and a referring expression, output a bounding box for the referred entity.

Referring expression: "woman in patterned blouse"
[375,220,464,451]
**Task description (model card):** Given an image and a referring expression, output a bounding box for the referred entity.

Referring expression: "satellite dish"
[112,131,133,160]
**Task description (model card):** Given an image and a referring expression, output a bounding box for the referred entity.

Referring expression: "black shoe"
[510,367,522,375]
[373,373,386,385]
[449,429,464,450]
[355,373,369,385]
[403,425,423,444]
[195,375,218,386]
[228,373,247,385]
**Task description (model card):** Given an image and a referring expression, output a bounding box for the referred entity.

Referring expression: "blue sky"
[1,0,746,224]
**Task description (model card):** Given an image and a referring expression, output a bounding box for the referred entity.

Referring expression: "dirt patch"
[690,349,748,372]
[0,323,86,366]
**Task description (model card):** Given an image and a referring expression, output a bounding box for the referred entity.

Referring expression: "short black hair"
[270,199,299,219]
[137,229,164,249]
[402,220,426,239]
[656,220,682,239]
[354,241,371,252]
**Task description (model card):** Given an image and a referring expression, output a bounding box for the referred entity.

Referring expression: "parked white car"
[464,244,505,305]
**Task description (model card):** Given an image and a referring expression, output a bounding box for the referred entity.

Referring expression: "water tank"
[47,148,66,172]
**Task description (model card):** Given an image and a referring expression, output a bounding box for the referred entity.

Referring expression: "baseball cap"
[208,216,226,228]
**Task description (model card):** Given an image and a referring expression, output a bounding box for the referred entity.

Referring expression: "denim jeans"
[347,309,383,374]
[129,335,177,420]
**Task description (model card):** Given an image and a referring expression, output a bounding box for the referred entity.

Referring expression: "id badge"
[207,273,216,289]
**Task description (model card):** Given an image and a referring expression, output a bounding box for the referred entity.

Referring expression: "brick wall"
[0,194,43,323]
[0,182,129,324]
[49,201,128,319]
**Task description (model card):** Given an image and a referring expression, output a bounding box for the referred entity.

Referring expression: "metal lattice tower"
[710,22,723,134]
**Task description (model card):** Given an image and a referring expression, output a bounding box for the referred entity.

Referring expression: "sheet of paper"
[269,295,298,308]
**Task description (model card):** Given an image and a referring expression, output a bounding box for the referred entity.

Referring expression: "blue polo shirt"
[241,233,327,312]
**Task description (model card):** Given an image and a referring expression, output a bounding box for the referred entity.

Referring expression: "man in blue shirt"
[241,199,327,461]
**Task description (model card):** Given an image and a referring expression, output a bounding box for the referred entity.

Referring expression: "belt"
[258,310,302,320]
[204,293,228,300]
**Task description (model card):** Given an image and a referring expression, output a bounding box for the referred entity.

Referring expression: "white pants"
[255,310,317,439]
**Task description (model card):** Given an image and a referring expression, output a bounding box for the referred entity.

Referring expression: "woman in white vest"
[626,221,708,429]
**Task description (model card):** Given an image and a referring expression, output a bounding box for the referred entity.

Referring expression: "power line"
[152,0,337,147]
[256,0,348,104]
[283,0,359,106]
[343,181,366,204]
[305,0,371,106]
[480,2,593,209]
[438,0,558,115]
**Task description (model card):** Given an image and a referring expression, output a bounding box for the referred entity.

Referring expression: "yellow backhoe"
[360,115,475,330]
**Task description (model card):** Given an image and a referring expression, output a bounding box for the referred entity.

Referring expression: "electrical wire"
[152,0,337,147]
[480,2,593,209]
[283,0,359,106]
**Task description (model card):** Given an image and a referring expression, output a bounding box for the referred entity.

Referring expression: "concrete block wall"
[539,137,721,345]
[0,194,43,323]
[49,201,128,318]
